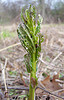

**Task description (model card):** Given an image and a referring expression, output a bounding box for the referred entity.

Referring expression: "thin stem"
[29,52,36,100]
[29,74,35,100]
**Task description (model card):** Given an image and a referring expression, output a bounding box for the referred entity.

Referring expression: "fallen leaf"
[41,74,62,91]
[36,88,43,94]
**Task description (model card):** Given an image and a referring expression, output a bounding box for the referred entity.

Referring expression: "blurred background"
[0,0,64,99]
[0,0,64,25]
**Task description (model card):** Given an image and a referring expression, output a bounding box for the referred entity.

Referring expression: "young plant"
[17,5,44,100]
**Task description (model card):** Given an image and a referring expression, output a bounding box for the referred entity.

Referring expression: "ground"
[0,24,64,99]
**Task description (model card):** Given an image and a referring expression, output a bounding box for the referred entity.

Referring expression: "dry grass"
[0,23,64,99]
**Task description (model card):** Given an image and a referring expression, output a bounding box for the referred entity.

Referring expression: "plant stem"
[29,52,36,100]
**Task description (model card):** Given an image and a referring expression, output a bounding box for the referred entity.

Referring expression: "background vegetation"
[0,0,64,99]
[0,0,64,25]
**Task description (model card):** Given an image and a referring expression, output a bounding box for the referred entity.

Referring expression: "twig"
[51,52,62,63]
[39,58,54,69]
[39,58,50,66]
[36,86,64,99]
[2,58,7,91]
[7,61,14,68]
[16,58,24,62]
[0,42,21,52]
[52,89,64,93]
[39,52,63,70]
[1,58,10,100]
[1,86,29,90]
[55,79,64,84]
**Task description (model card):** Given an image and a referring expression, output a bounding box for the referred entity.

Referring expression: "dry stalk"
[55,79,64,84]
[39,58,54,69]
[0,42,21,52]
[52,89,64,94]
[51,52,62,63]
[1,58,9,100]
[2,58,7,91]
[39,52,62,70]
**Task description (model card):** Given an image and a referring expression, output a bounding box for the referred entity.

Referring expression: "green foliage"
[9,89,15,96]
[24,54,33,73]
[9,71,17,76]
[42,72,47,77]
[46,56,50,62]
[0,30,16,39]
[59,73,64,79]
[17,5,44,73]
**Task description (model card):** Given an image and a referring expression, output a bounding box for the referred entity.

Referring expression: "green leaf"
[17,5,44,73]
[24,54,33,73]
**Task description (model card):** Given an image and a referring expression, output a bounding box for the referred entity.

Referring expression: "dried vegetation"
[0,24,64,100]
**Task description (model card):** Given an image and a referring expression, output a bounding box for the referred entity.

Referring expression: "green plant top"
[17,5,44,73]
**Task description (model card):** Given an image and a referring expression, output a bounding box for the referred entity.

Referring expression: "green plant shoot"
[17,5,44,100]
